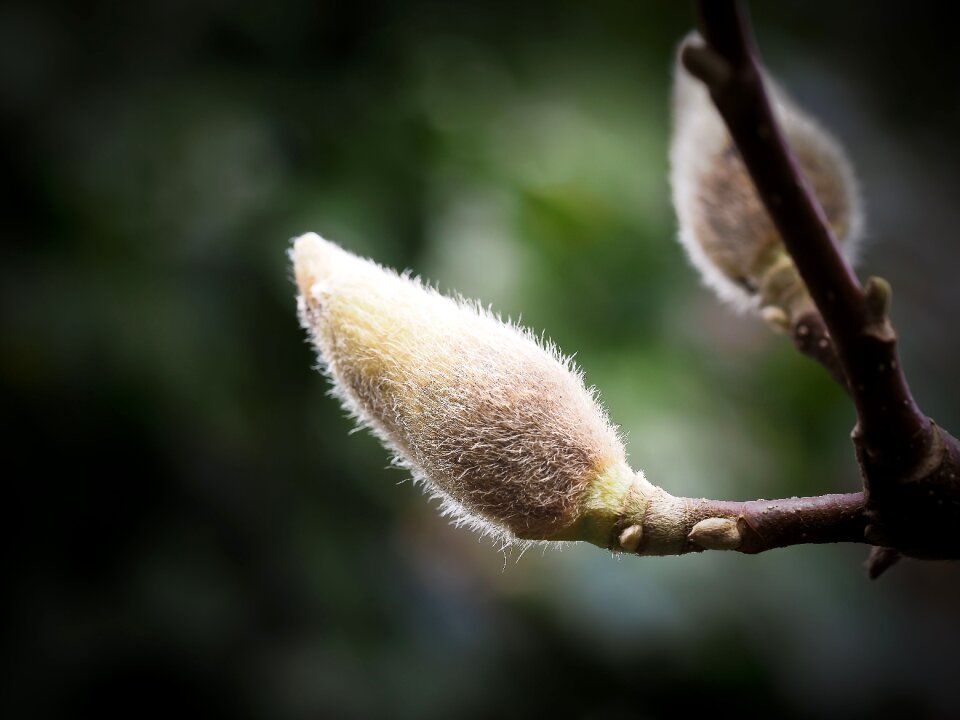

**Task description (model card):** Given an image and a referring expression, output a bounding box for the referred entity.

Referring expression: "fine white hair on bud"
[291,233,663,546]
[670,33,865,314]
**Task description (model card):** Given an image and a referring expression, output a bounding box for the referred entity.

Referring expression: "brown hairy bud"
[291,233,671,546]
[670,34,864,316]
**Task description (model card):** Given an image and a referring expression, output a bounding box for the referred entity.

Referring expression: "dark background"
[4,1,960,718]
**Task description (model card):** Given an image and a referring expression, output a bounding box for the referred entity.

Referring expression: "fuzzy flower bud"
[291,233,663,546]
[670,35,864,316]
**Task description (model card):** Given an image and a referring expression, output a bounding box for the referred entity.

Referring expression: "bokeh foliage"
[4,1,960,718]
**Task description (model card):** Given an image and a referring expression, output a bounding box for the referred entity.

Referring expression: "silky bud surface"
[291,233,642,544]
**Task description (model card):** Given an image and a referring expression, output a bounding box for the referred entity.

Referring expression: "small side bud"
[688,517,743,551]
[862,276,896,342]
[291,233,667,546]
[618,524,643,553]
[760,305,790,333]
[670,33,864,316]
[863,276,892,322]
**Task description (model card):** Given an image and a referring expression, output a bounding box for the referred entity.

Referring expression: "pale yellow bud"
[291,233,660,546]
[670,34,864,314]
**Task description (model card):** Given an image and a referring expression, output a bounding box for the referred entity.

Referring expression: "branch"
[619,491,868,556]
[682,1,929,470]
[681,0,960,567]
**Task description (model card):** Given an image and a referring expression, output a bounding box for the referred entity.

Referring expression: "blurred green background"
[4,1,960,718]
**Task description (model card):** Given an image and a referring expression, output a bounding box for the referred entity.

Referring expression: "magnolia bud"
[670,35,864,316]
[291,233,665,546]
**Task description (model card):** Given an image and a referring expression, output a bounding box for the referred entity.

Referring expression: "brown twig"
[613,485,868,557]
[683,2,928,462]
[674,492,868,555]
[680,0,960,571]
